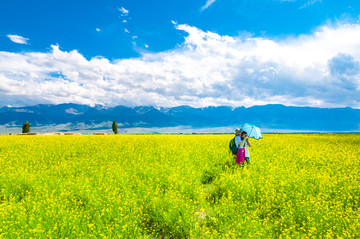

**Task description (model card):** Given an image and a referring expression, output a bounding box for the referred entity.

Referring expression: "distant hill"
[0,103,359,132]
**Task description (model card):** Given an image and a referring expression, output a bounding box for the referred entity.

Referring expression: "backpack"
[229,137,238,155]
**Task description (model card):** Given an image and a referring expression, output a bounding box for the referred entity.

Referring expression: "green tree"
[22,121,31,133]
[112,120,118,134]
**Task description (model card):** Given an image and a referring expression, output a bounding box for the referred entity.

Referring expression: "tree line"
[20,121,119,134]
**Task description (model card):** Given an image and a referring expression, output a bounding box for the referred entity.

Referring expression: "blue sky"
[1,0,360,108]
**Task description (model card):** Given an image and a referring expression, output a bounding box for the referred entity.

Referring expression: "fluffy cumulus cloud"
[1,23,360,108]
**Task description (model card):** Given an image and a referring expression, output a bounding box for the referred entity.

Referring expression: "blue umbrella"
[240,123,263,140]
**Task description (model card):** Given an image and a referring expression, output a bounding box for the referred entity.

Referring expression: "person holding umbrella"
[232,124,261,167]
[235,130,251,167]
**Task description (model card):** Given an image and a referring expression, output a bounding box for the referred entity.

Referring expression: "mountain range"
[0,103,359,132]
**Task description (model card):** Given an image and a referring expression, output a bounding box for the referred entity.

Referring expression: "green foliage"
[112,120,118,134]
[22,121,31,133]
[0,134,359,238]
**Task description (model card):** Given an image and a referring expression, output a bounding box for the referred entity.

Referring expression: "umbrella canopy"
[240,123,263,140]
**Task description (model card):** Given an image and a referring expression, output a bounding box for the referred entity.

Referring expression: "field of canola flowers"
[0,134,359,238]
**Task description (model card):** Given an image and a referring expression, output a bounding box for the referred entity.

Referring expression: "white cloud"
[201,0,217,11]
[300,0,322,9]
[1,23,360,108]
[118,7,129,16]
[145,44,149,48]
[96,28,101,32]
[7,34,29,44]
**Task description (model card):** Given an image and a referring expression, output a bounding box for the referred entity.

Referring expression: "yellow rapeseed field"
[0,134,359,238]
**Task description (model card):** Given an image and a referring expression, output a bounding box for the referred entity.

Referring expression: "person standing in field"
[235,130,251,167]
